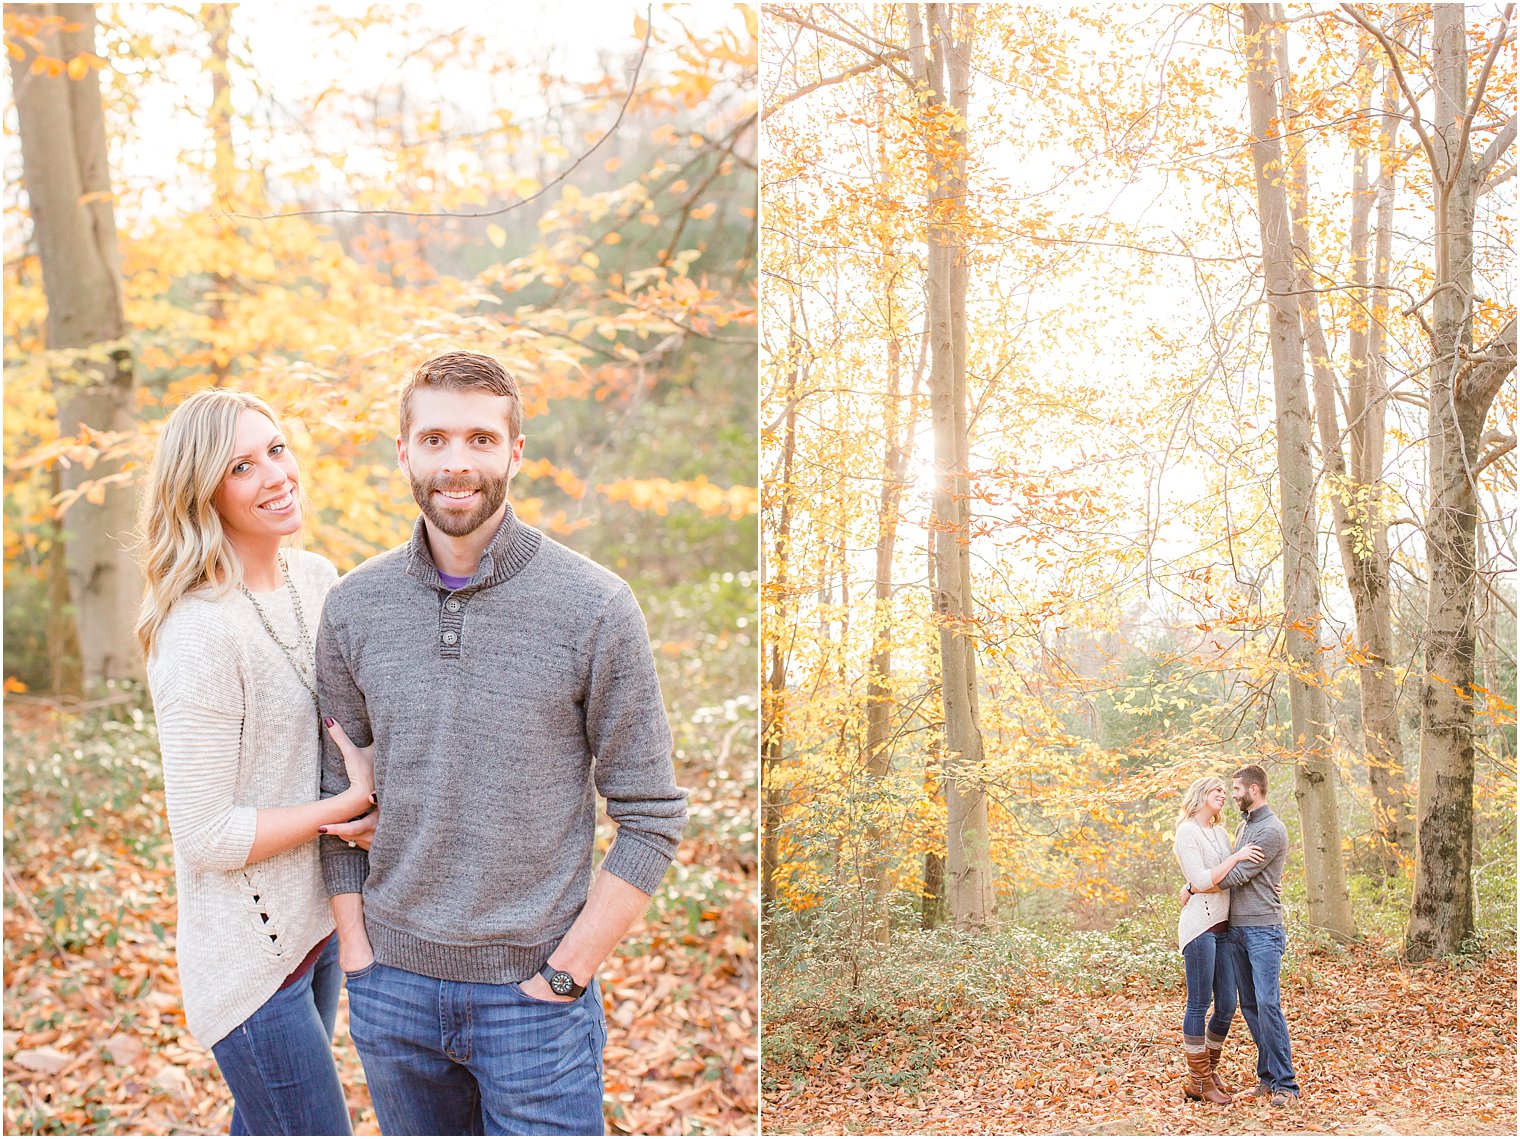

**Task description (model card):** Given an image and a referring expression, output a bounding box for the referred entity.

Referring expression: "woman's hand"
[324,717,375,805]
[321,800,379,851]
[1231,843,1264,866]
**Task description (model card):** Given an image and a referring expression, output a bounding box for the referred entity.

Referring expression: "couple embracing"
[1172,766,1300,1109]
[139,351,688,1135]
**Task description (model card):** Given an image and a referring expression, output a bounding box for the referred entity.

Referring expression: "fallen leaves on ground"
[763,940,1516,1135]
[3,699,757,1135]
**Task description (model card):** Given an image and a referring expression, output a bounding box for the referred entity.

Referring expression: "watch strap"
[538,962,586,998]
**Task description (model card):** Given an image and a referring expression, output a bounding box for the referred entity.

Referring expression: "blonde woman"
[1173,776,1262,1105]
[139,389,372,1135]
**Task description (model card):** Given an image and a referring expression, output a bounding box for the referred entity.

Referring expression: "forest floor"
[763,934,1516,1135]
[3,688,758,1136]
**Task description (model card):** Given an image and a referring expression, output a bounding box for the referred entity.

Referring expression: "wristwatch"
[538,963,586,999]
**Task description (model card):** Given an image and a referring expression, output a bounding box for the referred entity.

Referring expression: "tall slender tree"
[1346,2,1517,960]
[1242,3,1354,940]
[762,318,801,910]
[9,3,141,688]
[910,2,995,930]
[1278,22,1411,874]
[859,70,926,942]
[201,2,236,386]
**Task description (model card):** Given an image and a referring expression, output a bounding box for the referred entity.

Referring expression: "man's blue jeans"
[210,937,352,1135]
[1229,923,1299,1093]
[345,961,607,1136]
[1181,928,1236,1040]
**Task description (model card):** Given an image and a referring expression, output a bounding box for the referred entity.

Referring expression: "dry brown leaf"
[103,1033,146,1067]
[12,1046,71,1075]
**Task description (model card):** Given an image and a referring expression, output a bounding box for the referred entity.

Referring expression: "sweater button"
[446,598,461,612]
[442,630,459,646]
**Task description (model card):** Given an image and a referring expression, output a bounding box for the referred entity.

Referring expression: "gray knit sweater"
[315,507,687,983]
[1216,804,1289,926]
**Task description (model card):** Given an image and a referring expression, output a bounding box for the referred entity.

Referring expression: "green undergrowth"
[2,690,171,957]
[762,870,1516,1097]
[761,910,1184,1094]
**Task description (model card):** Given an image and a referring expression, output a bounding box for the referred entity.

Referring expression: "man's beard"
[411,472,509,538]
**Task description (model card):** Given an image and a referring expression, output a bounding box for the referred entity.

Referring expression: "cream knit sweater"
[147,550,338,1047]
[1173,817,1233,952]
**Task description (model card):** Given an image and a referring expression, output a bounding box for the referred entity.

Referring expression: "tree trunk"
[922,528,946,930]
[1278,29,1409,877]
[860,71,925,943]
[1404,4,1517,961]
[761,348,799,911]
[10,3,141,689]
[1355,56,1415,870]
[203,2,235,385]
[46,468,84,696]
[1242,3,1354,941]
[911,2,995,932]
[860,341,903,942]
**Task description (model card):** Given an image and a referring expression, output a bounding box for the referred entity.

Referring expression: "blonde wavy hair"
[135,389,298,658]
[1177,776,1227,829]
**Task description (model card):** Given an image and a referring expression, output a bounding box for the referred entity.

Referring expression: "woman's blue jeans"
[210,937,352,1135]
[1181,927,1236,1040]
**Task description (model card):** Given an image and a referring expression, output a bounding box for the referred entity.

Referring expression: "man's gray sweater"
[1216,803,1288,927]
[316,507,688,984]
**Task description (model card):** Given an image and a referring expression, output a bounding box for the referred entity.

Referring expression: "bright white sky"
[4,2,750,236]
[763,3,1514,648]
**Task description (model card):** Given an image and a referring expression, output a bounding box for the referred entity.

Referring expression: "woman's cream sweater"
[1173,817,1233,952]
[147,551,338,1047]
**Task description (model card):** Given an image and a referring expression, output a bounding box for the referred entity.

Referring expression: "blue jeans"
[210,937,352,1135]
[1229,923,1299,1093]
[345,961,606,1136]
[1181,928,1236,1039]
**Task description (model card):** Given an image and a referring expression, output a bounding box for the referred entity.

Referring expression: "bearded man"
[315,350,688,1135]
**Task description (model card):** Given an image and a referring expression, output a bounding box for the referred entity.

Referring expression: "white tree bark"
[10,3,142,689]
[1242,3,1354,940]
[911,2,995,931]
[1402,3,1516,960]
[1279,29,1410,875]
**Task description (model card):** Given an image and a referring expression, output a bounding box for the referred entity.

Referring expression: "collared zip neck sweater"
[1174,817,1233,952]
[147,550,339,1047]
[316,505,688,984]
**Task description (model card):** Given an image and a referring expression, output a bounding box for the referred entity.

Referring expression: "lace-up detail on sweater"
[240,869,287,956]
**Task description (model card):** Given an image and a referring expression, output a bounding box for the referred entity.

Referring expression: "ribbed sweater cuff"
[1228,912,1283,927]
[601,832,675,895]
[321,846,369,896]
[369,919,561,984]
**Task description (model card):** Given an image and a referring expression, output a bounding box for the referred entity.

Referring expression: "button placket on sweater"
[404,507,542,657]
[439,592,468,659]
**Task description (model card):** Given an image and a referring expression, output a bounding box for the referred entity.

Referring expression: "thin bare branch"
[1340,4,1438,174]
[1475,115,1517,184]
[1473,435,1516,480]
[234,5,652,221]
[770,6,915,87]
[762,51,910,121]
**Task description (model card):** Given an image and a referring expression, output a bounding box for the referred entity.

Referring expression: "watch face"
[549,970,574,996]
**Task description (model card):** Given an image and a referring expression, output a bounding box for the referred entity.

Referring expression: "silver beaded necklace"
[240,551,318,708]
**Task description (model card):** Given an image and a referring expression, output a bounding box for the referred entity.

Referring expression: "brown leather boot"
[1206,1037,1235,1094]
[1183,1046,1232,1104]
